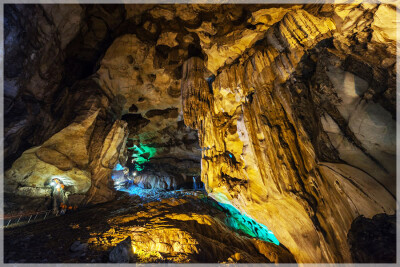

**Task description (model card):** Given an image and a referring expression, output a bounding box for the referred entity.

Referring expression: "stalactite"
[181,57,213,129]
[182,6,396,263]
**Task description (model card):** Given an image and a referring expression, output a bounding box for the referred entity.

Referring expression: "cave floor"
[4,190,294,263]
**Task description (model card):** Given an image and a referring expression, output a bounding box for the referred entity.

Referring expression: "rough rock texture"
[109,236,136,263]
[84,119,128,205]
[96,32,201,184]
[87,193,296,263]
[4,107,128,210]
[5,110,99,197]
[133,169,193,190]
[4,192,296,263]
[347,213,396,263]
[4,3,202,210]
[4,4,126,170]
[4,4,130,210]
[181,3,396,263]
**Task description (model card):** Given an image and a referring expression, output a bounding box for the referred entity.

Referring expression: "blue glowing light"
[229,154,233,158]
[114,163,125,171]
[119,184,143,195]
[118,184,159,199]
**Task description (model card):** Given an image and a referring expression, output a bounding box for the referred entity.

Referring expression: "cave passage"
[110,152,280,247]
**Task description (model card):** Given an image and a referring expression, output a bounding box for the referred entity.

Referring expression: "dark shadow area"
[347,213,396,263]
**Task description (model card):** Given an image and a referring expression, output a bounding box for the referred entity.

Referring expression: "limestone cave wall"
[181,3,396,263]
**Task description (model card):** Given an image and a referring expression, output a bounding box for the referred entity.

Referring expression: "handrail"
[2,189,205,228]
[1,208,55,220]
[2,208,66,229]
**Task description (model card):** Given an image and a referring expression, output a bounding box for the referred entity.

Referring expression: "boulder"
[109,236,136,263]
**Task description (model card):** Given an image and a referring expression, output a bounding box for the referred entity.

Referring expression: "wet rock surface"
[4,191,295,263]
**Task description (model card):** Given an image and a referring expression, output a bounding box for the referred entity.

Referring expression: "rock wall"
[5,5,130,208]
[96,33,201,181]
[5,103,129,210]
[182,4,396,263]
[4,4,125,170]
[4,3,203,210]
[347,213,396,263]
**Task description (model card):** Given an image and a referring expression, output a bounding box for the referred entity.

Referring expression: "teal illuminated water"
[202,196,280,245]
[111,163,279,246]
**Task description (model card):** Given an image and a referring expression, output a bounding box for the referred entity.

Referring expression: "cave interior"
[3,3,397,264]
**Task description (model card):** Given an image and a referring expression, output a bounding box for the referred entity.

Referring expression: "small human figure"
[59,203,67,215]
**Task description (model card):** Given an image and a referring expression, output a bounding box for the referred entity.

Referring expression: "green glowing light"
[135,165,144,171]
[132,144,157,171]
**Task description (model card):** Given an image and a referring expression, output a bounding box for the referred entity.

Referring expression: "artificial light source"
[133,172,137,176]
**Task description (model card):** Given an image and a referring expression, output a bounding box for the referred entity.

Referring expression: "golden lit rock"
[182,5,395,263]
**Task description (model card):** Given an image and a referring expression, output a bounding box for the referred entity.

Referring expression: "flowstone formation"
[3,3,397,264]
[181,3,396,263]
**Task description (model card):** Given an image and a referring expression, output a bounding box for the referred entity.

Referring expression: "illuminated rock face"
[180,4,396,263]
[4,4,202,209]
[92,195,295,263]
[97,33,202,182]
[3,192,296,263]
[5,108,128,208]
